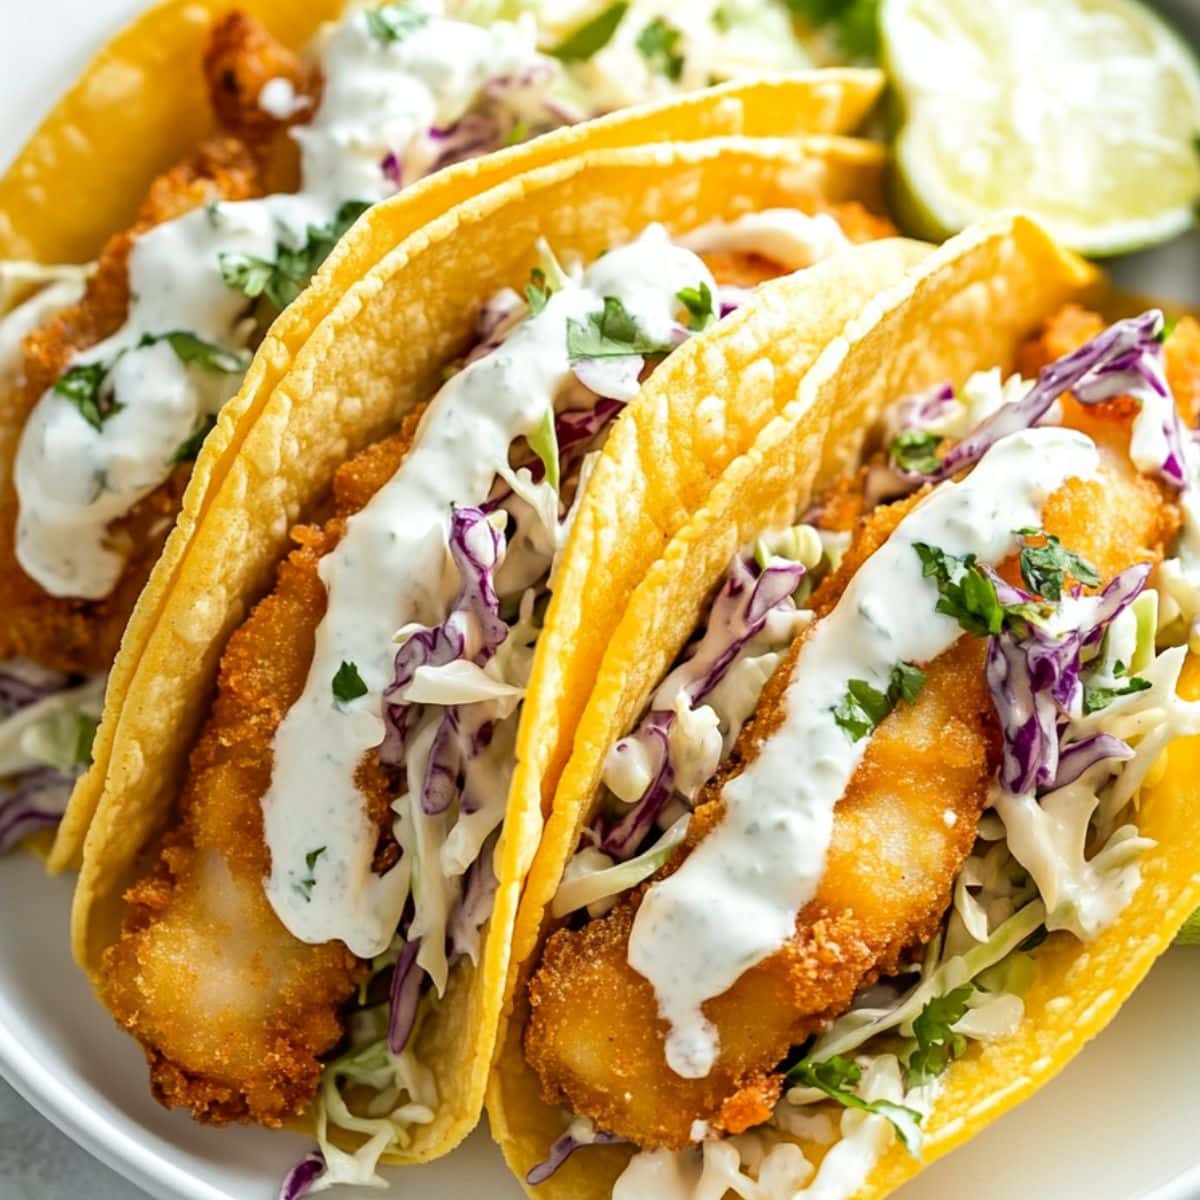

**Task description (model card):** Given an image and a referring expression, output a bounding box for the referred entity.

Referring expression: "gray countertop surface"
[0,1077,149,1200]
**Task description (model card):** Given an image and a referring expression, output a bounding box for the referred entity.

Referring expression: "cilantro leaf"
[1083,676,1152,715]
[914,542,1047,638]
[171,414,218,464]
[365,4,429,43]
[1016,529,1099,602]
[786,1055,924,1154]
[786,0,880,58]
[332,660,368,706]
[148,331,247,374]
[550,1,629,61]
[906,986,973,1086]
[220,200,371,311]
[305,846,327,872]
[56,328,245,433]
[891,660,926,703]
[889,429,942,475]
[73,713,99,767]
[677,281,715,332]
[525,267,551,317]
[567,296,675,360]
[527,407,560,491]
[55,362,117,431]
[1156,316,1179,345]
[636,17,685,81]
[834,662,926,742]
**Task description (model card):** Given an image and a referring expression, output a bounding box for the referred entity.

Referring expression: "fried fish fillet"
[0,13,306,673]
[524,307,1191,1150]
[100,418,420,1125]
[97,244,813,1124]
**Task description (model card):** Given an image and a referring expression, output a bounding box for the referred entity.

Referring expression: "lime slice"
[882,0,1200,256]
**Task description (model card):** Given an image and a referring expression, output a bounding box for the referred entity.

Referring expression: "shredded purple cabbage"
[448,840,499,964]
[278,1150,326,1200]
[601,558,804,858]
[380,151,402,188]
[892,381,956,433]
[381,507,507,770]
[0,665,67,716]
[932,311,1172,483]
[1053,732,1135,789]
[526,1126,623,1186]
[716,284,754,318]
[987,562,1151,797]
[0,768,75,853]
[387,937,424,1054]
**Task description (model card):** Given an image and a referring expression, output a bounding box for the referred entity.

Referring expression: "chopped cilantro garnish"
[148,331,246,374]
[73,713,99,767]
[550,1,628,61]
[889,429,943,475]
[56,330,244,432]
[220,200,371,311]
[527,407,560,491]
[677,281,715,332]
[786,1055,923,1153]
[905,986,973,1086]
[332,660,368,706]
[1083,676,1152,715]
[786,0,880,58]
[914,542,1046,638]
[712,5,734,32]
[505,118,531,148]
[567,296,675,360]
[305,846,327,872]
[171,414,218,464]
[525,267,552,316]
[635,17,685,81]
[834,662,926,742]
[365,4,429,43]
[1156,316,1179,344]
[55,362,118,431]
[1016,528,1099,602]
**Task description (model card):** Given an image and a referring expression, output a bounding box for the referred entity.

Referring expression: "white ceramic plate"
[1,3,1198,1198]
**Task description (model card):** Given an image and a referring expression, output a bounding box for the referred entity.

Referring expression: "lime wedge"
[882,0,1200,256]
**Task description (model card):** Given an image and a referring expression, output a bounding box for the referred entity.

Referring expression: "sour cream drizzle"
[13,7,551,599]
[263,229,716,958]
[628,427,1101,1079]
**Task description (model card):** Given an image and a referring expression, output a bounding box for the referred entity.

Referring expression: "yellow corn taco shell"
[0,0,883,266]
[487,214,1199,1198]
[24,10,884,872]
[70,135,915,1164]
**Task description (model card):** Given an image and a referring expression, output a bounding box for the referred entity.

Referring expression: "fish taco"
[70,135,918,1188]
[0,0,882,867]
[489,211,1200,1200]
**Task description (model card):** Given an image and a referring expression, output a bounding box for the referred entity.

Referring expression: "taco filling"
[0,0,853,852]
[522,305,1200,1197]
[95,205,891,1189]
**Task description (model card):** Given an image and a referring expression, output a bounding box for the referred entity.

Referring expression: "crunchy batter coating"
[0,12,306,671]
[524,306,1193,1150]
[526,503,993,1149]
[94,241,845,1125]
[100,417,420,1125]
[203,11,312,155]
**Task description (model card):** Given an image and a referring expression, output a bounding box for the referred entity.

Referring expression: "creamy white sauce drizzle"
[680,209,851,272]
[263,228,715,957]
[628,428,1101,1079]
[13,7,551,599]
